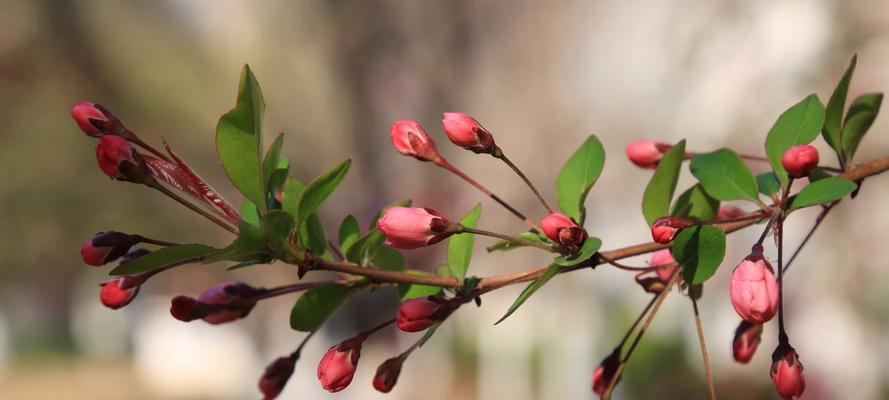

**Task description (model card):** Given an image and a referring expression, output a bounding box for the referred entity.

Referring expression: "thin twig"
[783,203,836,274]
[690,286,716,400]
[495,149,554,214]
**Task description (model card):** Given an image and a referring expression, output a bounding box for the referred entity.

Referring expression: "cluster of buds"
[390,112,502,162]
[170,281,262,324]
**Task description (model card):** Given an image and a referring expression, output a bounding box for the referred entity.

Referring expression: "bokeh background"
[2,0,889,399]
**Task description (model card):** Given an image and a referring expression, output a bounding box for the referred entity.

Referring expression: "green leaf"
[373,246,406,271]
[297,159,351,226]
[764,94,825,186]
[841,93,883,161]
[789,177,856,211]
[298,212,331,260]
[398,270,444,301]
[690,149,759,201]
[110,244,215,275]
[262,133,285,194]
[281,178,304,218]
[823,55,857,158]
[553,237,602,266]
[556,135,606,222]
[642,140,686,225]
[807,167,833,183]
[290,284,353,332]
[671,184,720,221]
[486,232,549,252]
[345,229,385,265]
[757,172,781,196]
[262,210,294,253]
[203,221,270,263]
[338,215,360,255]
[673,225,726,284]
[448,204,482,281]
[216,65,266,211]
[495,264,560,324]
[240,199,261,227]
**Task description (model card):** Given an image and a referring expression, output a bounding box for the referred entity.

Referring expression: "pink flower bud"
[396,297,449,332]
[626,140,671,169]
[441,112,496,154]
[71,102,109,137]
[377,206,454,249]
[317,337,363,393]
[716,204,746,220]
[80,231,140,266]
[259,355,296,400]
[729,248,778,324]
[649,249,677,283]
[96,135,138,179]
[732,320,763,364]
[650,216,693,244]
[99,276,140,309]
[171,281,260,324]
[591,350,620,395]
[781,145,819,178]
[390,120,441,162]
[771,344,806,400]
[541,213,588,247]
[373,357,404,393]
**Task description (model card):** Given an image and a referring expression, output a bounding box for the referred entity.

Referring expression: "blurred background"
[2,0,889,399]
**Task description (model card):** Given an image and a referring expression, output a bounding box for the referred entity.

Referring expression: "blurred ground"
[2,0,889,399]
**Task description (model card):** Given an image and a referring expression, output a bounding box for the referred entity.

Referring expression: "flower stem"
[783,203,836,274]
[460,226,558,253]
[146,178,239,234]
[690,286,717,400]
[493,148,554,214]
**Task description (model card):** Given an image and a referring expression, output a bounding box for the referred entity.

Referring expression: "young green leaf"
[262,133,285,193]
[486,231,549,252]
[262,210,295,253]
[290,284,353,332]
[756,172,781,196]
[448,204,482,281]
[671,184,720,221]
[495,264,560,324]
[216,65,266,211]
[788,177,856,211]
[556,135,606,223]
[203,221,270,263]
[642,140,686,225]
[373,246,406,271]
[281,178,304,218]
[240,199,261,227]
[553,237,602,266]
[823,55,857,159]
[690,149,759,201]
[297,159,351,226]
[110,244,216,275]
[398,270,444,301]
[673,225,726,284]
[764,94,825,186]
[298,212,331,261]
[338,215,361,255]
[841,93,883,162]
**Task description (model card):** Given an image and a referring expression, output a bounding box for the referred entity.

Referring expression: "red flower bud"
[716,204,746,220]
[258,355,297,400]
[80,231,140,266]
[96,135,139,179]
[541,213,588,247]
[71,102,108,136]
[771,344,806,400]
[649,248,677,283]
[441,112,496,154]
[650,216,693,244]
[99,276,140,309]
[781,144,819,178]
[377,206,454,249]
[318,337,363,393]
[732,320,763,364]
[390,120,441,162]
[626,140,671,169]
[591,350,620,395]
[396,297,449,332]
[170,281,259,324]
[373,357,404,393]
[730,247,778,324]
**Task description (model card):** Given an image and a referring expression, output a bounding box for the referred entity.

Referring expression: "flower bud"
[591,350,620,395]
[441,112,496,154]
[732,320,763,364]
[170,281,260,324]
[771,343,805,399]
[729,247,778,324]
[650,216,693,244]
[80,231,140,266]
[318,337,363,393]
[259,355,297,400]
[716,204,746,220]
[373,357,404,393]
[377,206,455,249]
[71,102,125,137]
[99,276,140,309]
[541,213,588,248]
[634,275,665,294]
[396,296,450,332]
[649,248,677,283]
[95,135,140,179]
[626,140,671,169]
[781,144,819,178]
[390,120,441,162]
